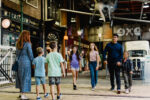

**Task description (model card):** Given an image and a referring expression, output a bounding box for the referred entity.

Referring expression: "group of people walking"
[15,30,133,100]
[103,34,133,94]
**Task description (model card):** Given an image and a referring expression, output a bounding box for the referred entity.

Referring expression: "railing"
[0,46,16,84]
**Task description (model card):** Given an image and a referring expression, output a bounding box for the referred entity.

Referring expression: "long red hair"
[16,30,31,50]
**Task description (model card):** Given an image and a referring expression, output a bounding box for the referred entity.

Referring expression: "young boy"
[122,51,133,94]
[32,47,49,100]
[46,42,65,100]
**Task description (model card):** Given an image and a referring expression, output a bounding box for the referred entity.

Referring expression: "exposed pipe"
[112,16,150,23]
[60,9,101,16]
[73,0,74,10]
[113,12,150,15]
[140,2,144,19]
[131,0,150,3]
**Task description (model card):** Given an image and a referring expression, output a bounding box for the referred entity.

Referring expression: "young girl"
[70,46,81,90]
[86,43,100,91]
[122,51,133,94]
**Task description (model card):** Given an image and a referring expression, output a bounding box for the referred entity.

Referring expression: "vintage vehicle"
[124,41,150,79]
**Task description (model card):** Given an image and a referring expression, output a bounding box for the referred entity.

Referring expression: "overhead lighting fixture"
[98,33,102,38]
[77,29,83,36]
[89,8,94,11]
[143,3,149,8]
[98,18,103,20]
[143,5,149,8]
[91,4,95,7]
[55,21,60,26]
[142,13,147,19]
[71,17,76,23]
[145,2,148,5]
[64,35,68,40]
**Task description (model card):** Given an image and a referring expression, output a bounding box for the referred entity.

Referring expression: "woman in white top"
[86,43,100,91]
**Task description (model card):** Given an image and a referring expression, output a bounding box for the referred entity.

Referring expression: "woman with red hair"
[16,30,34,100]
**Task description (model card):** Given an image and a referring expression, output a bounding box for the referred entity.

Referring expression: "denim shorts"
[71,66,79,71]
[49,77,61,85]
[35,77,46,85]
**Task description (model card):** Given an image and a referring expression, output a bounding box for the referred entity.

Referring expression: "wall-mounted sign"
[2,19,11,29]
[117,27,141,37]
[74,41,89,48]
[3,10,39,27]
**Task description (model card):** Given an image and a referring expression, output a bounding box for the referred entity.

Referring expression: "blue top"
[32,56,46,77]
[70,54,80,68]
[16,42,34,92]
[103,42,123,63]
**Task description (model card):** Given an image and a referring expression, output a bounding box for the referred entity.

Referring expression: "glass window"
[128,50,147,57]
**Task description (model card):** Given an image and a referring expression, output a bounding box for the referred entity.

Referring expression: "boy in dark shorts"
[46,42,65,100]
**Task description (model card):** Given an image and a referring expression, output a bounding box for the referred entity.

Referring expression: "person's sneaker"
[44,93,49,98]
[37,97,42,100]
[94,85,97,89]
[129,88,131,92]
[21,95,29,100]
[110,88,115,91]
[57,93,62,100]
[125,89,129,94]
[92,87,95,91]
[18,95,21,98]
[117,90,121,94]
[73,84,77,90]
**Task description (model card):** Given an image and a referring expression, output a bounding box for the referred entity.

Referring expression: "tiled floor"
[0,70,150,100]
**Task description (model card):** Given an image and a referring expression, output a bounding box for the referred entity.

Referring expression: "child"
[69,46,82,90]
[86,43,100,91]
[32,47,49,100]
[46,42,65,100]
[122,51,133,94]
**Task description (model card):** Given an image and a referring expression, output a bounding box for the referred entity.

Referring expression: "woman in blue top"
[16,30,34,100]
[69,46,81,90]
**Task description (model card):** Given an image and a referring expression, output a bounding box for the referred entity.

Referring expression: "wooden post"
[60,11,67,59]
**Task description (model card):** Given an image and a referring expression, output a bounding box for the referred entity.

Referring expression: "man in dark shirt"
[103,34,123,94]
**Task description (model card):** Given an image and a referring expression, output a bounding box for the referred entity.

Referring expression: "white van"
[124,41,150,79]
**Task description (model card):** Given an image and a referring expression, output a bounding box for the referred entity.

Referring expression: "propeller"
[94,0,106,22]
[93,0,118,22]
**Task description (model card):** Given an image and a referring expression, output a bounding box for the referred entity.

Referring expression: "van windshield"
[128,50,147,57]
